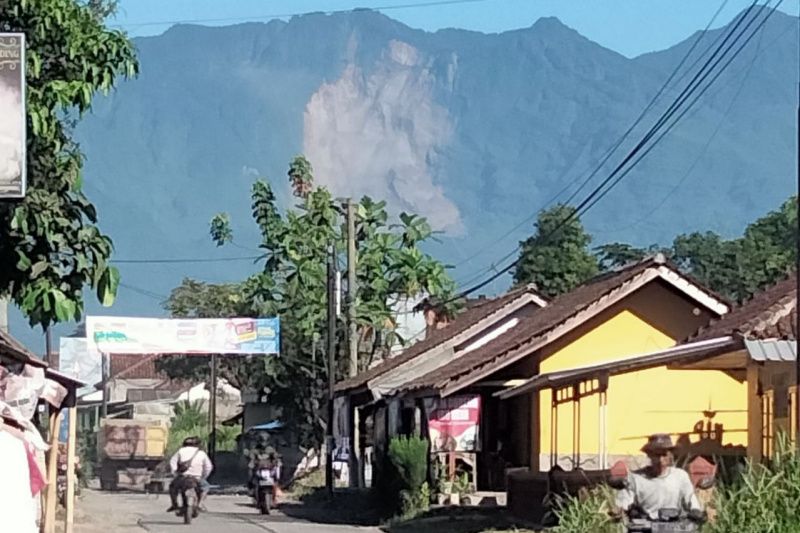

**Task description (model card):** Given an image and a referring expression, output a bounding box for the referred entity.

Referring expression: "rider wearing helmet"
[166,436,214,513]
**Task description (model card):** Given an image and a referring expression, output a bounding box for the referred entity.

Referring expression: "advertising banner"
[59,337,101,395]
[0,33,26,198]
[86,316,280,355]
[426,395,481,453]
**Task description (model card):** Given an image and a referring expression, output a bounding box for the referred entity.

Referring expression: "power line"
[450,0,731,272]
[115,0,496,29]
[119,282,168,301]
[448,0,778,301]
[112,255,262,264]
[593,14,774,237]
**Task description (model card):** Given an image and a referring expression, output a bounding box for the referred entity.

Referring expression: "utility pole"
[795,11,800,450]
[345,199,361,488]
[346,199,358,378]
[45,326,52,365]
[325,243,337,497]
[209,354,218,461]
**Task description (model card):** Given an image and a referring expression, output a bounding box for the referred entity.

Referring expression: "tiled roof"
[111,353,164,380]
[334,285,544,393]
[690,272,796,342]
[399,255,728,396]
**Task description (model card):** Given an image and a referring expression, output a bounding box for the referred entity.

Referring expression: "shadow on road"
[278,489,382,527]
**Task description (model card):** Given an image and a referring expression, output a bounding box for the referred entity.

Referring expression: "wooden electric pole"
[346,199,358,378]
[325,243,337,497]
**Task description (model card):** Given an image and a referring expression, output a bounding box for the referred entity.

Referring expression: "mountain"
[9,9,799,350]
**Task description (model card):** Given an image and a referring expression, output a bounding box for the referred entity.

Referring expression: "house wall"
[534,281,747,470]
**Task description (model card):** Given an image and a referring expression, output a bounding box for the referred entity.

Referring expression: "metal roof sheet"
[744,338,797,362]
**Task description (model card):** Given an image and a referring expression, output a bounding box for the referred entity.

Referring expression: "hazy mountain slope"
[10,9,798,350]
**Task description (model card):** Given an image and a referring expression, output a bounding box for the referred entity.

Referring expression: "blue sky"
[113,0,797,57]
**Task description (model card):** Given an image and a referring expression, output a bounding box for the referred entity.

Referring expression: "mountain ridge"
[8,8,798,351]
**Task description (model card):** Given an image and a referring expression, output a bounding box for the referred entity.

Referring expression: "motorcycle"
[174,475,200,525]
[626,508,705,532]
[253,466,276,515]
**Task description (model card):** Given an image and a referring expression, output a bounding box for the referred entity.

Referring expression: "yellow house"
[667,271,796,463]
[390,255,747,473]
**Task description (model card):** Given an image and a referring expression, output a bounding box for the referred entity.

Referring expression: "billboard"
[59,337,102,395]
[426,395,481,453]
[86,316,280,356]
[0,33,25,198]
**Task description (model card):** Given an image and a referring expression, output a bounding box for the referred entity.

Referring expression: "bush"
[551,486,621,533]
[167,400,239,455]
[380,435,431,518]
[707,436,800,533]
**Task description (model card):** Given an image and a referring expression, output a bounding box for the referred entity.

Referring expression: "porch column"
[42,409,62,533]
[65,406,77,533]
[746,362,762,463]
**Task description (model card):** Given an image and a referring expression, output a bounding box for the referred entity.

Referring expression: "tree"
[160,156,457,449]
[513,204,599,298]
[0,0,138,327]
[597,197,797,302]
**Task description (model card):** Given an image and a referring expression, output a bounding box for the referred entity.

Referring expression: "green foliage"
[77,427,97,487]
[388,436,431,518]
[707,436,800,533]
[598,196,797,302]
[166,399,238,455]
[551,486,620,533]
[0,0,138,327]
[162,156,457,450]
[514,204,599,298]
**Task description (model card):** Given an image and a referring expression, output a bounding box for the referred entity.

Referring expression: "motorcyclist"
[166,436,214,513]
[614,434,705,522]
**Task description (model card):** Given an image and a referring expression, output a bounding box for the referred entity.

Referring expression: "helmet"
[183,436,201,447]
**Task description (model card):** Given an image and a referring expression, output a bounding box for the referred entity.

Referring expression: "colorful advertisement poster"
[86,316,280,356]
[0,33,26,198]
[427,395,481,453]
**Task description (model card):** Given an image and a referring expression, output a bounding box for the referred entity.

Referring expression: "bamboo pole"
[42,409,62,533]
[64,407,77,533]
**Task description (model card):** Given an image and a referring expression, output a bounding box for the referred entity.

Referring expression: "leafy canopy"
[159,156,457,449]
[513,204,599,298]
[0,0,138,327]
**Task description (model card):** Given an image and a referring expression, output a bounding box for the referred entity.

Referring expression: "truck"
[97,418,168,491]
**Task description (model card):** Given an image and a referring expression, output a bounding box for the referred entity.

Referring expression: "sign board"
[59,337,101,396]
[427,395,481,453]
[0,33,26,198]
[86,316,280,355]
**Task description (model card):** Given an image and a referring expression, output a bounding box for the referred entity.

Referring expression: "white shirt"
[0,430,37,533]
[169,446,213,479]
[616,467,703,520]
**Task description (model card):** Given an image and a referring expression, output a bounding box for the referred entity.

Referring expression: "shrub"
[551,486,621,533]
[167,400,239,455]
[385,435,430,518]
[707,436,800,533]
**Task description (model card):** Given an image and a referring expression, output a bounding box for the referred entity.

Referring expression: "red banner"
[427,395,481,452]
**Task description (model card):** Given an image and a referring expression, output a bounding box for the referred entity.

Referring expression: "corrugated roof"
[398,256,730,396]
[691,272,796,342]
[334,285,545,393]
[744,338,797,362]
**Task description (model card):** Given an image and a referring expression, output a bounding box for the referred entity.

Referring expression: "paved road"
[74,491,381,533]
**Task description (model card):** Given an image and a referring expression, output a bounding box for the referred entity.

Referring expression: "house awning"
[495,336,736,400]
